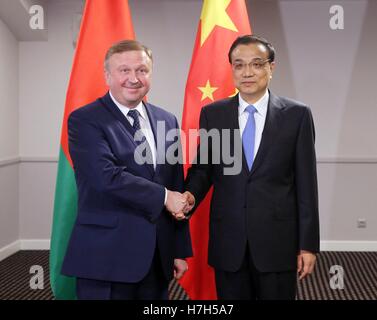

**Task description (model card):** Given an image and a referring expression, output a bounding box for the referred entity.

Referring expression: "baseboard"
[0,240,21,261]
[321,240,377,251]
[0,239,51,261]
[1,240,376,262]
[20,239,50,250]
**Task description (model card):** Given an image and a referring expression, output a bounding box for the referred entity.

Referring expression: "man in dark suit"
[61,40,192,300]
[183,35,319,300]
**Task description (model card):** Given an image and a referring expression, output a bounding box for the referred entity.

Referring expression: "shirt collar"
[109,91,146,120]
[238,89,269,117]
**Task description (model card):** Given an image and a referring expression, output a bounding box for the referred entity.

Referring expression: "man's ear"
[270,61,276,73]
[269,61,275,79]
[104,68,111,86]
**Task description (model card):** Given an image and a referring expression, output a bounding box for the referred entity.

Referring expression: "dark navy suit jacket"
[62,92,192,283]
[186,92,319,273]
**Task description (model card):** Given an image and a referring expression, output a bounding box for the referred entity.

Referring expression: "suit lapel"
[249,92,282,177]
[143,102,161,177]
[100,92,155,176]
[100,92,136,141]
[228,95,240,124]
[143,102,158,146]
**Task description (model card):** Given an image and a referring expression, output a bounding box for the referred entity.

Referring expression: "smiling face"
[230,43,275,104]
[105,50,152,108]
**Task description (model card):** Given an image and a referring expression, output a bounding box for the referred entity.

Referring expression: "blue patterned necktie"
[242,105,257,171]
[127,109,154,169]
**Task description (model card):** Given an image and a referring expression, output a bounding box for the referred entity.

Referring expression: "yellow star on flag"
[200,0,238,46]
[198,80,218,101]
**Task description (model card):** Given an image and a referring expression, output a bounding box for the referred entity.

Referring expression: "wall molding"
[0,157,20,168]
[20,157,58,163]
[317,158,377,164]
[320,240,377,252]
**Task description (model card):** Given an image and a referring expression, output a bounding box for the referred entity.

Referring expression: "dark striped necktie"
[127,109,154,170]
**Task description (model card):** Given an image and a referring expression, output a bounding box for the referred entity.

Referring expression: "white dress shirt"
[238,90,269,161]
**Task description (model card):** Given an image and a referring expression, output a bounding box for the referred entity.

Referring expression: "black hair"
[228,35,275,63]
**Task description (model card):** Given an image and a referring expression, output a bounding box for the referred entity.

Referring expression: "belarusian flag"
[180,0,251,300]
[49,0,135,299]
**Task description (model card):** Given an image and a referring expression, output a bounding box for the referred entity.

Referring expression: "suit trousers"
[215,244,297,300]
[76,249,169,300]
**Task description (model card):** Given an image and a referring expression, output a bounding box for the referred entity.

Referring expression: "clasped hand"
[165,190,195,220]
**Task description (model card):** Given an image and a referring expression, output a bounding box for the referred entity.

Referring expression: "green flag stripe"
[49,147,78,299]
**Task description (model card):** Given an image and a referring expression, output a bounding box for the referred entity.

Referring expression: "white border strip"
[321,241,377,252]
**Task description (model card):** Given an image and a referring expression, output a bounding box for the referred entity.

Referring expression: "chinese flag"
[50,0,135,299]
[180,0,251,300]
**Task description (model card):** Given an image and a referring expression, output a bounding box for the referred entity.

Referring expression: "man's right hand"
[166,190,187,220]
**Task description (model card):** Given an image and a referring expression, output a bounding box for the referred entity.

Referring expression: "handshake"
[165,190,195,221]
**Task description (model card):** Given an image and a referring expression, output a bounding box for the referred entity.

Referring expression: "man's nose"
[242,64,254,77]
[128,70,139,83]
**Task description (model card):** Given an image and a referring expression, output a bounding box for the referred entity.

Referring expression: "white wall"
[19,0,80,158]
[18,0,82,244]
[0,163,19,251]
[0,17,19,250]
[318,162,377,241]
[1,0,376,254]
[19,161,56,240]
[0,18,19,159]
